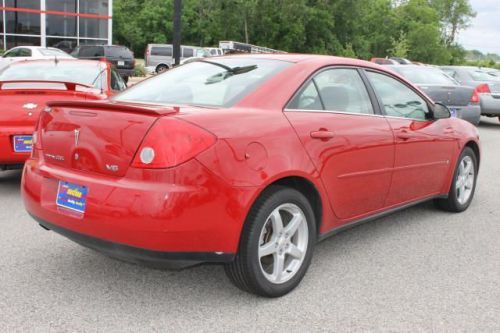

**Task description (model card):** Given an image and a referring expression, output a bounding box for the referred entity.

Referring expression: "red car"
[22,55,480,297]
[0,59,127,171]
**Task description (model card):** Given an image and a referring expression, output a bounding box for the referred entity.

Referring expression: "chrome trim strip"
[284,108,430,122]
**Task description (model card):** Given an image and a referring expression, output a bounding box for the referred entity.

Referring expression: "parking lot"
[0,117,499,332]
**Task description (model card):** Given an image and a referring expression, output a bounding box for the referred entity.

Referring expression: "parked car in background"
[205,47,224,56]
[389,57,412,65]
[0,46,72,70]
[389,65,481,125]
[144,44,205,73]
[23,55,480,297]
[0,59,126,171]
[71,45,135,83]
[441,66,500,121]
[370,57,398,65]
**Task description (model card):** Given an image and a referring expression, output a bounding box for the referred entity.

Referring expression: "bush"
[133,63,146,77]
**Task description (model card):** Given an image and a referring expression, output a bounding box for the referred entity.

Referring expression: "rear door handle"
[310,130,335,141]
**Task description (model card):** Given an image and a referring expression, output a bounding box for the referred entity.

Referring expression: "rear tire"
[156,64,168,74]
[435,147,478,212]
[225,186,316,297]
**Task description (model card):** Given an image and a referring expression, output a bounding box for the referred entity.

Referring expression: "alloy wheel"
[456,155,475,205]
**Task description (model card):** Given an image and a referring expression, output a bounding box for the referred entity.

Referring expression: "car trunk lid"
[418,84,474,106]
[38,101,178,177]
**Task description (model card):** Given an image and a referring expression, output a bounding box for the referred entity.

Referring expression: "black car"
[71,45,135,82]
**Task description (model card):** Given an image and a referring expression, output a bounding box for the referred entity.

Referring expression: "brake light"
[471,83,491,104]
[131,118,216,169]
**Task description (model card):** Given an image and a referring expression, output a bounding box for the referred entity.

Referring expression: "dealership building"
[0,0,113,51]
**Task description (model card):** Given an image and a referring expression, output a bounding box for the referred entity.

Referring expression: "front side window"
[367,71,430,121]
[288,68,374,115]
[110,69,127,91]
[114,58,291,108]
[79,46,104,57]
[183,48,194,58]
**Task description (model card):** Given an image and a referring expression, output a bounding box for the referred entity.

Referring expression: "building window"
[79,0,109,16]
[79,17,108,39]
[46,15,77,37]
[46,0,77,12]
[5,11,41,35]
[0,10,4,33]
[0,35,4,50]
[6,35,41,49]
[5,0,39,9]
[46,37,78,53]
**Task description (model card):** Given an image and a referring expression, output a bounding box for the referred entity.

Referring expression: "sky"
[458,0,500,54]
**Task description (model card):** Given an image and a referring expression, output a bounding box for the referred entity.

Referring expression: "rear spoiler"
[0,80,94,91]
[46,100,179,116]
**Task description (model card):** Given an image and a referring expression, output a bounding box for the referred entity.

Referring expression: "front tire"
[156,64,168,74]
[225,186,316,297]
[435,147,478,212]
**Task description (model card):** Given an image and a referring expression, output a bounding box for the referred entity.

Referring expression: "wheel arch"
[155,63,170,72]
[465,140,480,168]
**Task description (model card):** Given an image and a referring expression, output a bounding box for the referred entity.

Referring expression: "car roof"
[217,53,383,67]
[3,58,108,69]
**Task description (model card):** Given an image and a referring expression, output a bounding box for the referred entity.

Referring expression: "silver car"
[144,44,205,74]
[0,46,72,70]
[390,65,481,125]
[441,66,500,120]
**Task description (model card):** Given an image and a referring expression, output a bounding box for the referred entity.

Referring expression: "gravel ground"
[1,117,499,332]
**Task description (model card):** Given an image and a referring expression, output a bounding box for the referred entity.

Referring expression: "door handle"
[310,130,335,141]
[396,129,413,140]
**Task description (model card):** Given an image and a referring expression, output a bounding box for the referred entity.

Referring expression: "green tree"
[430,0,476,47]
[388,31,410,58]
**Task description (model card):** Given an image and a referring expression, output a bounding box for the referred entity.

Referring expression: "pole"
[172,0,182,66]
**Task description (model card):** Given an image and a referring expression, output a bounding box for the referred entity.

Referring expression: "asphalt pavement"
[1,118,499,332]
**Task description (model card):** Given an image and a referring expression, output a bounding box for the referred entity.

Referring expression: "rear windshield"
[392,66,457,85]
[0,61,106,89]
[467,69,500,82]
[106,46,133,58]
[39,48,68,57]
[114,58,291,107]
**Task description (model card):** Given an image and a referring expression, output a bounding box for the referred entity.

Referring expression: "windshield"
[114,58,291,107]
[392,67,457,85]
[0,61,106,89]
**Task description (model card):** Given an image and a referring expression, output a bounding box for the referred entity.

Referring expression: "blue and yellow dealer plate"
[13,135,33,153]
[56,181,88,214]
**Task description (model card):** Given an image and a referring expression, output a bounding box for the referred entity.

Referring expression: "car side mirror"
[433,102,451,120]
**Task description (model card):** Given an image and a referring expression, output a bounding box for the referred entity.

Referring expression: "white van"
[144,44,206,73]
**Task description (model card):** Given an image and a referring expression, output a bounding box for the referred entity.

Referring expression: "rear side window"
[183,48,194,58]
[5,48,31,57]
[367,71,430,120]
[288,68,374,115]
[151,47,172,57]
[79,46,104,57]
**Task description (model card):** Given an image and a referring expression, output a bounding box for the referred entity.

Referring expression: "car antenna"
[54,55,59,65]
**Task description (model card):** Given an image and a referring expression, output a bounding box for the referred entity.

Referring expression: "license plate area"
[13,135,33,152]
[118,61,125,66]
[56,181,88,214]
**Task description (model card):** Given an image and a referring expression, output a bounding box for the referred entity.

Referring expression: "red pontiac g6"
[22,55,480,297]
[0,59,126,171]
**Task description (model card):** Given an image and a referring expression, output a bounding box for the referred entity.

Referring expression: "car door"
[365,70,456,206]
[285,67,395,220]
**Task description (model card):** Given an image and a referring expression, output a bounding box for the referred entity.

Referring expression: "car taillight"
[131,118,216,169]
[471,83,491,104]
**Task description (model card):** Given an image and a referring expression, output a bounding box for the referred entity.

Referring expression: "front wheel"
[225,186,316,297]
[435,147,478,212]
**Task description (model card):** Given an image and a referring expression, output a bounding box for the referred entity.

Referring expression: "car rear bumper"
[116,68,135,77]
[480,94,500,116]
[451,104,481,125]
[22,158,257,266]
[0,127,32,165]
[32,215,234,269]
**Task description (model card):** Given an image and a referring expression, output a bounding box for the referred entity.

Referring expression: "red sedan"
[0,59,127,171]
[22,55,480,297]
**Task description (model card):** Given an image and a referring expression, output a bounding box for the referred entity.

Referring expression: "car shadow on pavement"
[0,170,22,189]
[478,118,500,128]
[34,200,440,302]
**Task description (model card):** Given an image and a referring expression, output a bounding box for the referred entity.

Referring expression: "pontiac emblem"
[23,103,38,110]
[74,129,80,147]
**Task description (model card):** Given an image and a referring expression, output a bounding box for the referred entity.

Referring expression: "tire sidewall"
[449,147,478,211]
[243,187,317,297]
